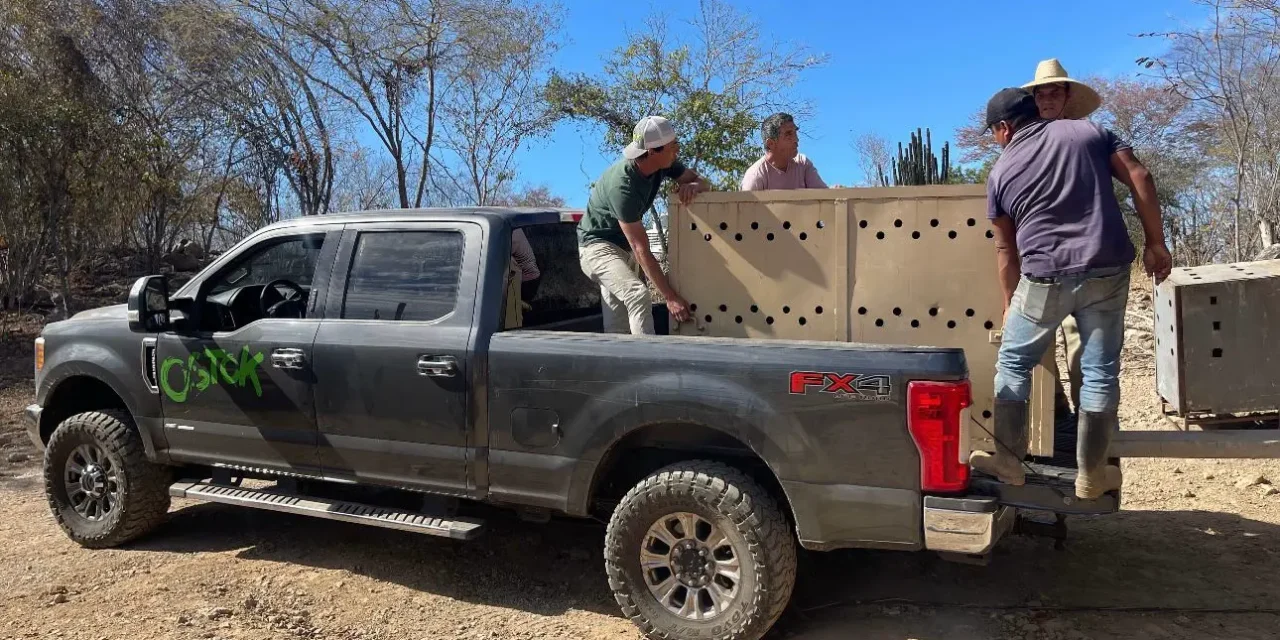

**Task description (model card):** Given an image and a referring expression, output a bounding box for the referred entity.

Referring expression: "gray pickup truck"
[25,207,1036,640]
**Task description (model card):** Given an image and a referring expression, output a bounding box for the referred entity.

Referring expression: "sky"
[504,0,1212,207]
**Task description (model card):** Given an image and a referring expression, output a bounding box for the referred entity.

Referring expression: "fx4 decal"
[789,371,892,401]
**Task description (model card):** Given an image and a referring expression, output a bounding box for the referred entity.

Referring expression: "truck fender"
[38,348,166,461]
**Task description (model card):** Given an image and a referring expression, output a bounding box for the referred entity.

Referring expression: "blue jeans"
[995,266,1130,414]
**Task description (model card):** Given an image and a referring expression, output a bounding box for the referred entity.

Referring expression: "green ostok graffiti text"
[161,345,266,403]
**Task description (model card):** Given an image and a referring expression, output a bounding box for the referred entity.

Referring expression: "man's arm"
[1110,148,1172,281]
[673,167,710,204]
[992,216,1020,314]
[620,219,690,321]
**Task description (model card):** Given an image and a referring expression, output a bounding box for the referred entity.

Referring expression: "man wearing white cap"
[578,115,708,334]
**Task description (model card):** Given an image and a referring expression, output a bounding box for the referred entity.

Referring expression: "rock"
[207,607,233,620]
[46,586,68,595]
[6,452,29,463]
[1173,467,1183,474]
[1263,486,1279,497]
[177,615,190,625]
[1204,473,1215,480]
[1236,478,1257,489]
[1239,474,1269,488]
[1183,490,1197,498]
[243,595,258,610]
[1175,615,1191,625]
[52,593,68,604]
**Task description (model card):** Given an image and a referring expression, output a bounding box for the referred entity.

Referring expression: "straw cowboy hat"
[1022,58,1102,119]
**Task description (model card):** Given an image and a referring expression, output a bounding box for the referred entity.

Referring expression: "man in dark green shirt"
[578,115,708,334]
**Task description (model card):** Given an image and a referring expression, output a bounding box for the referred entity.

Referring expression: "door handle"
[417,355,458,377]
[271,348,307,370]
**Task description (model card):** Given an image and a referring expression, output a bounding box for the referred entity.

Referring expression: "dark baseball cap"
[984,87,1039,132]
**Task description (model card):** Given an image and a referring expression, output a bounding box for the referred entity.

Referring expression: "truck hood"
[69,303,129,322]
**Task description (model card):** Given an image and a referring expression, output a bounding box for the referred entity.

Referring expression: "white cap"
[623,116,677,159]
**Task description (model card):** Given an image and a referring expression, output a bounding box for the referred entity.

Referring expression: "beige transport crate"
[666,185,1057,457]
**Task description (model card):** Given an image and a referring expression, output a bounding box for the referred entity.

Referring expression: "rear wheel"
[604,460,797,640]
[43,410,172,548]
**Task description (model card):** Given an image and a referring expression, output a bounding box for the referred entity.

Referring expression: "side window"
[341,231,464,322]
[208,234,327,296]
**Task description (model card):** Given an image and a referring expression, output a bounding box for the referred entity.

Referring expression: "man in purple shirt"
[970,87,1172,500]
[740,113,827,191]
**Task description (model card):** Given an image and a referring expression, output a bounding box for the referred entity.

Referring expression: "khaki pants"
[1050,313,1086,412]
[579,241,655,335]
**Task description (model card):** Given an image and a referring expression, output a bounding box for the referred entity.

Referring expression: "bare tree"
[851,132,893,186]
[1140,0,1280,259]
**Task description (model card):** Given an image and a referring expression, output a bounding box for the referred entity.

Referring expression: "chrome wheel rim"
[641,512,741,621]
[64,444,120,521]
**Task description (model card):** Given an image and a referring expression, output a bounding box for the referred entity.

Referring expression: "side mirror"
[127,276,171,333]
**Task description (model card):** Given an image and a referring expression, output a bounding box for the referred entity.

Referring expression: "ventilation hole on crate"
[751,222,759,230]
[719,304,728,312]
[1171,348,1175,356]
[690,304,698,312]
[930,219,939,227]
[705,315,713,323]
[690,223,697,231]
[1213,348,1224,358]
[799,232,808,241]
[815,306,824,314]
[719,222,728,231]
[767,233,776,241]
[893,307,902,316]
[858,307,868,315]
[750,304,759,313]
[911,319,920,328]
[766,316,775,325]
[947,320,957,329]
[735,233,743,241]
[735,316,743,324]
[799,317,808,326]
[986,230,995,239]
[912,231,921,240]
[929,307,939,317]
[875,318,885,327]
[966,308,975,317]
[817,220,825,229]
[704,234,712,242]
[1213,321,1221,331]
[1210,296,1218,305]
[967,218,976,226]
[859,220,868,229]
[783,221,792,230]
[876,231,885,240]
[982,410,992,419]
[948,230,958,239]
[984,321,995,330]
[783,306,791,314]
[894,219,903,227]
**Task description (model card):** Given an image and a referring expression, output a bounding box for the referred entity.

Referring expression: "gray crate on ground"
[1154,259,1280,415]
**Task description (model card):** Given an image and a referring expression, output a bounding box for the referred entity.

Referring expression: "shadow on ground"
[127,500,1280,639]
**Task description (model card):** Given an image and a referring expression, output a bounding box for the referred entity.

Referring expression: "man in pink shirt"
[740,112,828,191]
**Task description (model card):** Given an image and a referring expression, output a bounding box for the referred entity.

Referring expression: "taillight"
[34,337,45,372]
[907,380,972,493]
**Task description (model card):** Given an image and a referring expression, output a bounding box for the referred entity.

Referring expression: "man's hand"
[666,293,692,323]
[677,181,707,206]
[1144,243,1174,283]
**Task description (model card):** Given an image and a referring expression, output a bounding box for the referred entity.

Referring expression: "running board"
[170,481,485,540]
[1110,429,1280,458]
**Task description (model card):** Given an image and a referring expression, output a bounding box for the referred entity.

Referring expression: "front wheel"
[604,461,797,640]
[43,410,173,548]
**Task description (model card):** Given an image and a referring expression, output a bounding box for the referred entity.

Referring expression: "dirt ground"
[3,280,1280,640]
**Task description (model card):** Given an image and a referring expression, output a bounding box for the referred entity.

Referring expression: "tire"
[604,460,797,640]
[43,410,173,548]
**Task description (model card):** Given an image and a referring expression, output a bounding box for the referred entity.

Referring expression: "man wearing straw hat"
[1021,59,1104,427]
[972,86,1172,500]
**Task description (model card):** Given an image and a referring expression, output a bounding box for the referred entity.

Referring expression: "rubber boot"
[1076,410,1123,499]
[969,399,1029,486]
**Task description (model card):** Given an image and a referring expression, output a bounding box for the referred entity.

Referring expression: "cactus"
[875,128,952,186]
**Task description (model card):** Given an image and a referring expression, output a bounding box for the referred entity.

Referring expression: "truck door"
[157,227,340,474]
[311,221,481,494]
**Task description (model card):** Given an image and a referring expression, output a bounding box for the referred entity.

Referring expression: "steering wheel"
[259,279,307,319]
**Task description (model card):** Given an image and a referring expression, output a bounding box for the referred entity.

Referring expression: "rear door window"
[340,231,464,322]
